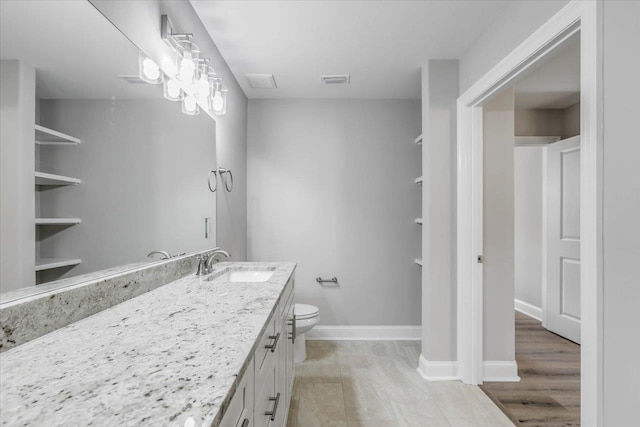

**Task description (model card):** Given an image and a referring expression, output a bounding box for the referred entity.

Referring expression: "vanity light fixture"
[138,52,163,84]
[157,14,228,116]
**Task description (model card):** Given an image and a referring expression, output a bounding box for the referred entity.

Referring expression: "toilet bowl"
[294,303,320,363]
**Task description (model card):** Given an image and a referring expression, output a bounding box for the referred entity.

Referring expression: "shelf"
[414,134,423,145]
[35,218,81,225]
[35,258,82,272]
[415,218,423,224]
[415,176,423,184]
[414,258,423,267]
[35,172,81,186]
[35,125,81,145]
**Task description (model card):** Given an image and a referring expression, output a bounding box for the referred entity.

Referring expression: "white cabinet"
[220,275,295,427]
[219,357,254,427]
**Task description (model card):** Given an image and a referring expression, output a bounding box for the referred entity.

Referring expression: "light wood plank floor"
[480,312,580,426]
[286,340,514,427]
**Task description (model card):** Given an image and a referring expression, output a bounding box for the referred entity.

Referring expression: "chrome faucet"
[205,248,231,271]
[147,250,171,260]
[195,247,231,276]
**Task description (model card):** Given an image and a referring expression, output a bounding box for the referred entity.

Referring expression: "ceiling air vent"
[320,75,350,85]
[245,74,278,89]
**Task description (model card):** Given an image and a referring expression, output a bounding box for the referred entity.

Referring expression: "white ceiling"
[514,32,580,109]
[190,0,516,99]
[0,0,159,100]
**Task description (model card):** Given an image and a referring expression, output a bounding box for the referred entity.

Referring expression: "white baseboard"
[305,325,421,341]
[483,360,520,382]
[417,355,459,381]
[514,298,543,322]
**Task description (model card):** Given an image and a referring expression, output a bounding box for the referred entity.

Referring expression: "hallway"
[481,312,580,426]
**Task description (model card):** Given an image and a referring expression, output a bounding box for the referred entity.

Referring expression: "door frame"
[456,1,603,426]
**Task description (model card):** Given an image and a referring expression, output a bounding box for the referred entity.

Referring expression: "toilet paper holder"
[316,276,338,284]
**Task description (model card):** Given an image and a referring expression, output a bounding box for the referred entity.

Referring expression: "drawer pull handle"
[265,392,281,421]
[288,315,296,344]
[265,333,280,352]
[241,419,249,427]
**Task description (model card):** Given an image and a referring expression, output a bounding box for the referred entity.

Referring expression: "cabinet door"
[219,357,254,427]
[276,322,288,427]
[255,359,279,427]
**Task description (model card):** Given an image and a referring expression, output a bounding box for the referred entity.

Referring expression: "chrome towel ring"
[208,170,217,192]
[218,167,234,192]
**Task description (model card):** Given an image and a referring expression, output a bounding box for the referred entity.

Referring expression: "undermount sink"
[212,269,274,283]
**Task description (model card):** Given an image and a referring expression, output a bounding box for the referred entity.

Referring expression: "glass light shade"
[210,87,227,116]
[138,52,163,84]
[194,62,211,100]
[163,78,183,102]
[182,95,200,115]
[175,39,199,84]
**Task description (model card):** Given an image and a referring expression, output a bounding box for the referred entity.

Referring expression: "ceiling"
[0,0,158,100]
[190,0,516,99]
[514,32,580,109]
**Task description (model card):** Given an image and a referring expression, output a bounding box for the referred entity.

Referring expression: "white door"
[545,135,581,343]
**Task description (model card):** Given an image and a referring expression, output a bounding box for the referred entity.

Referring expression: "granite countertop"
[0,262,296,427]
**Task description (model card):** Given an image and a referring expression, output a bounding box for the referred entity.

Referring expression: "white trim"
[514,299,543,321]
[456,2,602,424]
[417,355,459,381]
[306,325,421,341]
[483,361,520,382]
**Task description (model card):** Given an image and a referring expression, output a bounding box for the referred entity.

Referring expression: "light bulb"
[178,52,196,82]
[211,90,224,111]
[195,75,210,99]
[184,96,196,111]
[167,80,181,98]
[143,58,160,81]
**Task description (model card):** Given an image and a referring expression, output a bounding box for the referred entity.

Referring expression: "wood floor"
[480,312,580,426]
[286,340,513,427]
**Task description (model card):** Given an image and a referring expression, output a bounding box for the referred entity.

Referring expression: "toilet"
[294,303,320,363]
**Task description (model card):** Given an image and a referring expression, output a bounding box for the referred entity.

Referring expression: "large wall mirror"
[0,1,217,294]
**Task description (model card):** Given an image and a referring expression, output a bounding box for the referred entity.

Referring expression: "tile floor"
[286,340,514,427]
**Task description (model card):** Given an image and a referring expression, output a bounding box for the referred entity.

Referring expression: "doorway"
[479,32,582,423]
[455,2,603,425]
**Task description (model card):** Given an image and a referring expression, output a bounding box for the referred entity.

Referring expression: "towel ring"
[208,170,217,192]
[219,168,234,192]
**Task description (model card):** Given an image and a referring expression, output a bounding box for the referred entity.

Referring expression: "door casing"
[455,1,603,426]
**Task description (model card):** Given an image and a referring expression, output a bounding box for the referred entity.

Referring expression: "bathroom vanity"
[0,262,296,427]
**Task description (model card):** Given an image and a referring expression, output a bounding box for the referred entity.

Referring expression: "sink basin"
[212,269,274,283]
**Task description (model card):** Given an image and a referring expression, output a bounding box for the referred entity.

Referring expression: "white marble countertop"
[0,262,296,427]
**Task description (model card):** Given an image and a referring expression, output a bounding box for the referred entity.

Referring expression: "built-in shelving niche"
[35,124,82,282]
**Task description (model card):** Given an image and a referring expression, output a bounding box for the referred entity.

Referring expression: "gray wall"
[0,60,36,292]
[459,0,569,93]
[90,0,248,261]
[515,105,580,139]
[602,1,640,424]
[514,146,543,308]
[247,99,421,326]
[482,86,515,362]
[37,99,216,279]
[421,60,459,361]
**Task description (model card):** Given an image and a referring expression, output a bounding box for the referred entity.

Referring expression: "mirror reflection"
[0,1,217,293]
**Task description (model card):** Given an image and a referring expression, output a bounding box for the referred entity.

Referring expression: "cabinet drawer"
[255,313,278,392]
[255,362,279,427]
[219,356,255,427]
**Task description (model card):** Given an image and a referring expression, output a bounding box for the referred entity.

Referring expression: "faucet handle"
[195,254,208,276]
